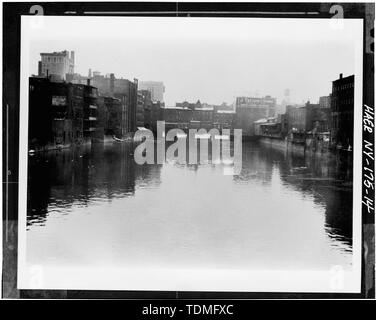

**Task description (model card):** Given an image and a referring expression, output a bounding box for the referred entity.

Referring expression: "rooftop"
[195,107,214,111]
[40,50,70,56]
[217,110,235,114]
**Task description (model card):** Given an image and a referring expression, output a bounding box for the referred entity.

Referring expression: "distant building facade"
[138,81,165,102]
[163,107,191,130]
[286,105,307,132]
[213,110,236,130]
[97,96,124,138]
[286,102,331,134]
[82,71,138,134]
[137,90,153,129]
[29,77,98,150]
[38,50,75,81]
[306,102,331,133]
[331,74,354,148]
[192,106,214,129]
[235,95,277,136]
[150,101,164,132]
[161,101,235,131]
[319,95,331,109]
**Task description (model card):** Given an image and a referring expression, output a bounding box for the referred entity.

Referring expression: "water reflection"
[26,140,353,270]
[235,145,352,247]
[27,143,162,226]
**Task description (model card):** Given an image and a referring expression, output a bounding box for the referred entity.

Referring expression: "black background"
[2,1,374,300]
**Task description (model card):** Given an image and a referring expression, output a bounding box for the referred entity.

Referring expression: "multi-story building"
[235,95,276,136]
[85,71,138,135]
[138,90,153,129]
[82,82,98,138]
[120,78,138,134]
[138,81,165,102]
[137,92,146,128]
[285,101,331,134]
[166,101,224,130]
[29,77,98,150]
[213,110,236,130]
[70,70,138,136]
[331,74,355,148]
[38,50,75,81]
[286,104,307,132]
[151,101,164,132]
[319,95,331,109]
[191,106,214,129]
[96,96,124,138]
[306,102,331,133]
[278,113,289,136]
[163,107,191,130]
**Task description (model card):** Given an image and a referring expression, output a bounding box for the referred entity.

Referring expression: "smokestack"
[88,68,92,78]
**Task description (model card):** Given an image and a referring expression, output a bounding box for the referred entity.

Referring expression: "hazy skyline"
[25,16,359,106]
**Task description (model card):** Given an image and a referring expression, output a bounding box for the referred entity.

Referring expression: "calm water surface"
[27,140,353,271]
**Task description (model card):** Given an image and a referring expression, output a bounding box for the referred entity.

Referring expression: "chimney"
[88,68,92,78]
[339,73,343,79]
[87,78,91,86]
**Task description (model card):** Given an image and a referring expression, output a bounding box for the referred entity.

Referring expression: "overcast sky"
[24,16,361,106]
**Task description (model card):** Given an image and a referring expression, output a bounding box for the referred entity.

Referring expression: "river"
[26,140,353,271]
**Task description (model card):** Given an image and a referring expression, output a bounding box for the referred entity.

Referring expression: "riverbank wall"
[29,137,92,153]
[258,136,333,156]
[30,134,134,153]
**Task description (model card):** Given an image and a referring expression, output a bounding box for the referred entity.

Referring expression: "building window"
[52,96,67,106]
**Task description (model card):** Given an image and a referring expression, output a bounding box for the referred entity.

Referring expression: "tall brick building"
[331,74,354,148]
[137,90,153,129]
[29,77,98,150]
[285,102,331,134]
[90,72,138,134]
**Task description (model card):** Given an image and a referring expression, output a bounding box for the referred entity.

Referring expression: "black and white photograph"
[1,1,375,302]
